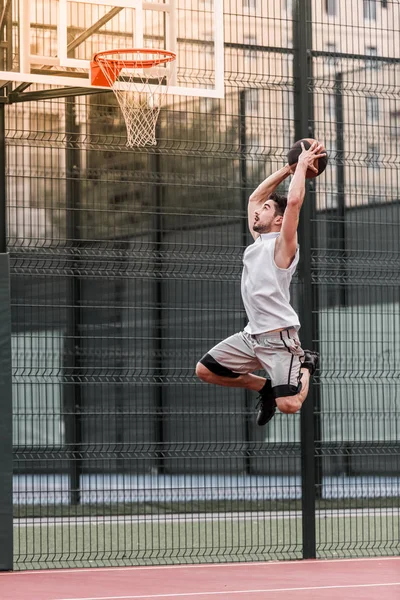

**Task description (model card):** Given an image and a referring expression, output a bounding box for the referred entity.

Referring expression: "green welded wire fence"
[1,0,399,570]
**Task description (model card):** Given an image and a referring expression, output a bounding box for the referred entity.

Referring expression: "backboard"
[1,0,224,99]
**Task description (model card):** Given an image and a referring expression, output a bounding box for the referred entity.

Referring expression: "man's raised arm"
[275,141,326,268]
[248,164,292,240]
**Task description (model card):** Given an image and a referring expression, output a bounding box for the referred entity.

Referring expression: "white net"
[94,50,176,147]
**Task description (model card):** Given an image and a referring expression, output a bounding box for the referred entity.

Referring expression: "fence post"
[293,0,319,559]
[153,124,165,474]
[239,90,254,472]
[65,98,83,505]
[0,101,13,571]
[334,72,347,307]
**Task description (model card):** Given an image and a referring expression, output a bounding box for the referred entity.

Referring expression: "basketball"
[287,138,328,178]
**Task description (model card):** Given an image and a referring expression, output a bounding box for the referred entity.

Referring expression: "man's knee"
[196,354,242,382]
[276,395,302,414]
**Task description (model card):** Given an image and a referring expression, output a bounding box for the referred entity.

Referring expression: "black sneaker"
[302,350,319,375]
[255,394,276,426]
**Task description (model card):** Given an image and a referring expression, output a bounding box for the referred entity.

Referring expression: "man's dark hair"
[269,192,287,217]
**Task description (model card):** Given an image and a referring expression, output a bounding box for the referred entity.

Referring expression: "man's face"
[253,199,281,233]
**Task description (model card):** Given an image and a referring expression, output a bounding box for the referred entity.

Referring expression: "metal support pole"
[239,90,253,473]
[65,98,83,505]
[153,125,165,474]
[0,101,13,571]
[334,72,346,306]
[114,243,125,465]
[293,0,319,559]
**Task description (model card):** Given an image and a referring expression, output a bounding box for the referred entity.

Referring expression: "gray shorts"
[202,328,305,398]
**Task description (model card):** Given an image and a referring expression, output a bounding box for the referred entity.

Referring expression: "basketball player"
[196,141,326,425]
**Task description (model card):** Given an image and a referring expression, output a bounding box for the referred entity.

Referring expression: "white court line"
[3,555,400,576]
[54,582,400,600]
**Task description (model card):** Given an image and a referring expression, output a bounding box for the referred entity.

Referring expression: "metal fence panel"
[5,0,400,569]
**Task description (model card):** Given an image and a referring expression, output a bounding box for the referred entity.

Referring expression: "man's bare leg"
[196,362,276,426]
[196,349,318,424]
[275,367,310,414]
[195,362,266,392]
[275,350,319,414]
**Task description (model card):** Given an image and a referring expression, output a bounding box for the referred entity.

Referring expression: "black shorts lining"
[198,353,241,379]
[272,383,301,399]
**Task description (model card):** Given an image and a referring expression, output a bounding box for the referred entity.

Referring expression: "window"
[325,94,336,119]
[243,0,256,10]
[366,96,379,122]
[366,143,379,168]
[366,46,378,69]
[326,193,338,209]
[244,35,257,72]
[364,0,377,20]
[326,42,339,66]
[283,91,294,151]
[203,42,214,70]
[247,134,259,149]
[245,89,259,115]
[390,112,400,140]
[283,0,293,14]
[325,0,337,16]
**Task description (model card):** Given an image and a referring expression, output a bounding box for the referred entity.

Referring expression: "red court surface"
[1,557,400,600]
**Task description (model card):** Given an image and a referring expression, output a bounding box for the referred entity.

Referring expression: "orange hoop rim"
[93,48,176,70]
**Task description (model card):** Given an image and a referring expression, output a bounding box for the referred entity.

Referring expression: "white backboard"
[1,0,224,98]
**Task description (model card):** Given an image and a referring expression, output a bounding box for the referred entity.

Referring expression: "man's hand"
[297,140,327,176]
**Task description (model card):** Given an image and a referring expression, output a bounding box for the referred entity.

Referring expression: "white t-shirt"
[241,232,300,334]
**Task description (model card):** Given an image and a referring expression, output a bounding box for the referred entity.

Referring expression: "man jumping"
[196,141,326,426]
